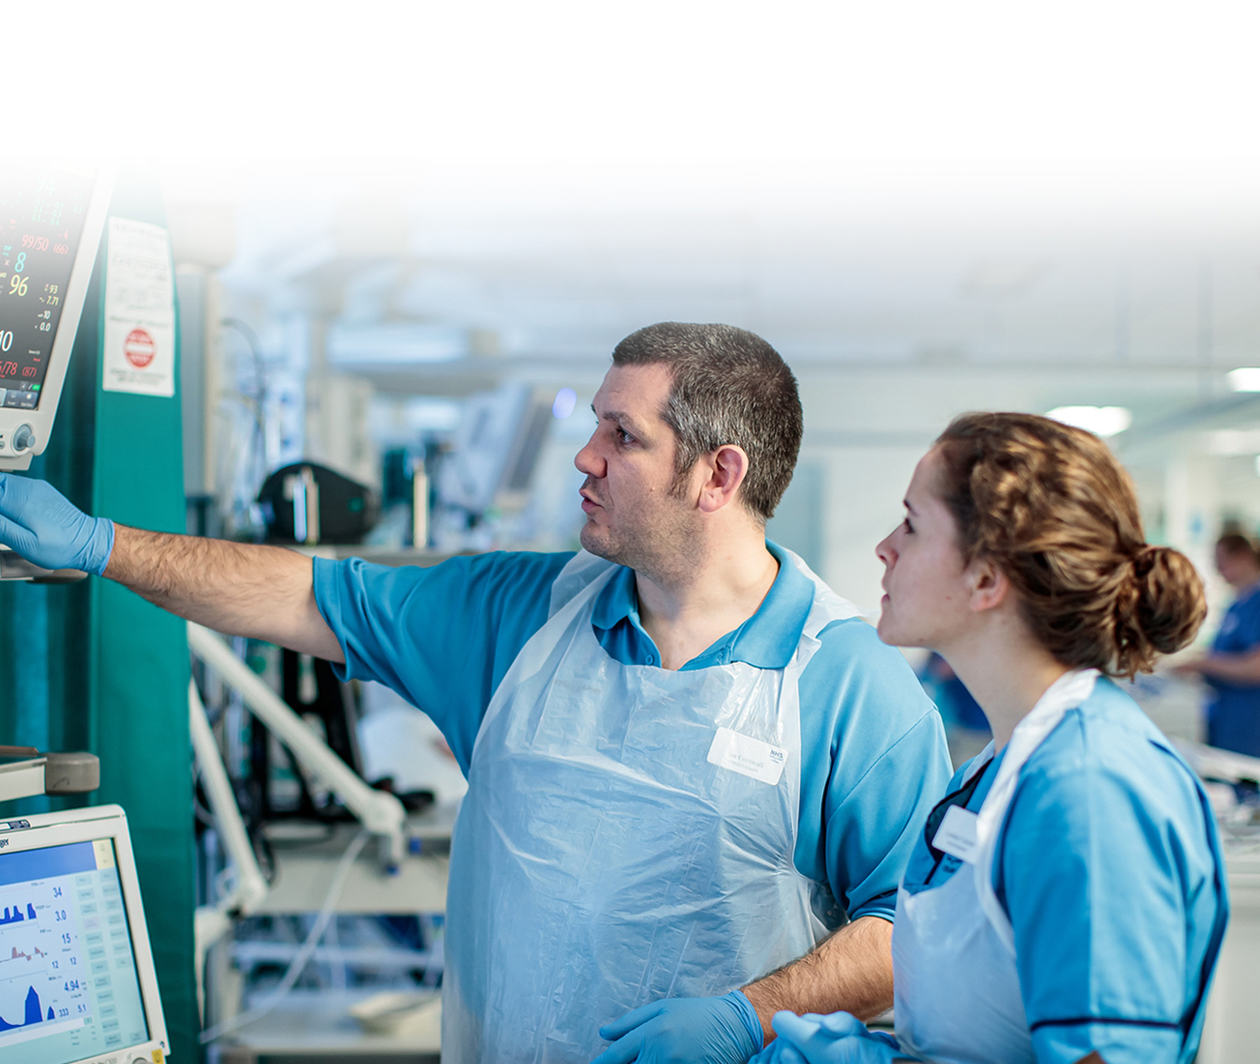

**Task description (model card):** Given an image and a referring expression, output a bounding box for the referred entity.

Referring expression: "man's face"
[573,363,700,576]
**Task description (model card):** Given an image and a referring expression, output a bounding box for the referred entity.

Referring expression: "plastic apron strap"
[894,671,1099,1064]
[972,669,1099,952]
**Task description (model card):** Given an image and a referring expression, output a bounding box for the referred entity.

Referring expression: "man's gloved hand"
[0,473,114,575]
[747,1012,912,1064]
[593,990,763,1064]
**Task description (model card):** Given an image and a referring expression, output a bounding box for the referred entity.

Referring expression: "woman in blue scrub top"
[1175,532,1260,756]
[751,412,1229,1064]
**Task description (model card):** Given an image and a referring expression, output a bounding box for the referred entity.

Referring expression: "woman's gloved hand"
[0,473,114,574]
[748,1011,916,1064]
[593,990,763,1064]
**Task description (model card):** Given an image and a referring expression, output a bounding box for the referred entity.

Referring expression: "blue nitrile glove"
[593,990,763,1064]
[0,473,115,575]
[749,1036,804,1064]
[749,1041,805,1064]
[760,1011,913,1064]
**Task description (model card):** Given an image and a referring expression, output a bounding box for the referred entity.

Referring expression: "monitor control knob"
[12,424,34,452]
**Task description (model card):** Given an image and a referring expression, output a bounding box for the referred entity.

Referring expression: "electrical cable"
[199,828,371,1044]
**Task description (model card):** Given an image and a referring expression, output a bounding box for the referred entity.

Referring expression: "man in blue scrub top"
[1176,532,1260,756]
[0,322,951,1064]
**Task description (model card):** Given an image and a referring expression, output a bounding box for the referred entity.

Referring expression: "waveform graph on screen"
[0,984,53,1030]
[0,876,91,1048]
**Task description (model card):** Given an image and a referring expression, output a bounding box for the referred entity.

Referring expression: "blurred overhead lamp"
[1227,368,1260,392]
[1045,405,1132,438]
[1204,429,1260,456]
[326,322,469,364]
[552,387,577,419]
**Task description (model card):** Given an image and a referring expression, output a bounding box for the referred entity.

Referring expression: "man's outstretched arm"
[0,472,342,661]
[107,524,342,661]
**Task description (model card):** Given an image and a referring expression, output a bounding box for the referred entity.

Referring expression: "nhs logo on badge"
[707,727,788,786]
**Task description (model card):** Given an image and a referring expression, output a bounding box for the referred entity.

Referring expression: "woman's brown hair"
[934,412,1206,677]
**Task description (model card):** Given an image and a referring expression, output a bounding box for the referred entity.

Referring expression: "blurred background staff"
[1175,533,1260,757]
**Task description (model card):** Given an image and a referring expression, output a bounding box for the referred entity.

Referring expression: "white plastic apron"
[892,669,1100,1064]
[441,550,861,1064]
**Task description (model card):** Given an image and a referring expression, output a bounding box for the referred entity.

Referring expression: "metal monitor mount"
[0,552,88,582]
[0,745,100,801]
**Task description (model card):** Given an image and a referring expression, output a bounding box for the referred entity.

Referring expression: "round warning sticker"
[123,328,156,369]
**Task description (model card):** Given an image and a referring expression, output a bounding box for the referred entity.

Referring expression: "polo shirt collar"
[590,541,815,669]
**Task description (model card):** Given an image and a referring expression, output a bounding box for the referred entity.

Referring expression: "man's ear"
[696,444,749,513]
[967,556,1010,613]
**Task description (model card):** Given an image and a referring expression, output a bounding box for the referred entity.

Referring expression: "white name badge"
[706,727,788,786]
[931,805,980,863]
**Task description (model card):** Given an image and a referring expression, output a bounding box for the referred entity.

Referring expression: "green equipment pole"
[0,169,199,1062]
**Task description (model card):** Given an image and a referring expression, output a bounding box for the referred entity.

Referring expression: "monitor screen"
[436,384,554,514]
[0,166,111,470]
[0,807,167,1064]
[0,169,97,410]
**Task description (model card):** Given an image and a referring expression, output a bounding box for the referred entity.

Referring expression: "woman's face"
[875,447,973,651]
[1215,544,1260,590]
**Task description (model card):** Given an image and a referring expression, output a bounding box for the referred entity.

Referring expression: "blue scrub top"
[902,677,1228,1064]
[313,543,952,925]
[1206,581,1260,756]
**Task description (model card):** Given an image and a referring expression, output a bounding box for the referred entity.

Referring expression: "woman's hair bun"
[1125,544,1207,663]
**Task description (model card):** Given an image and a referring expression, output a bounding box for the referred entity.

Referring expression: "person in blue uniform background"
[0,322,951,1064]
[750,412,1229,1064]
[914,651,989,766]
[1174,532,1260,756]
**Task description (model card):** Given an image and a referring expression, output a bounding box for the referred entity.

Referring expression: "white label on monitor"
[102,217,175,398]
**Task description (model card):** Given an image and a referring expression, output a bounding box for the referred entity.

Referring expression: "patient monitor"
[0,167,112,471]
[0,805,168,1064]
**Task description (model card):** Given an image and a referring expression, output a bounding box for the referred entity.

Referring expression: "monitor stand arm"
[0,547,87,582]
[0,746,99,801]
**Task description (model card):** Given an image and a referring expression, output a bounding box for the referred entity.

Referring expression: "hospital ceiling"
[20,0,1258,468]
[162,162,1260,465]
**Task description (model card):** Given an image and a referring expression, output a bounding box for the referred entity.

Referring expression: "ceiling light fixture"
[1227,368,1260,392]
[1045,405,1132,438]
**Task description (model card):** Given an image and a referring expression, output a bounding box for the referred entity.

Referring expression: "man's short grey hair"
[611,322,802,522]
